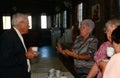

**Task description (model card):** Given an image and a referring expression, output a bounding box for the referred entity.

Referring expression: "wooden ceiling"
[0,0,65,14]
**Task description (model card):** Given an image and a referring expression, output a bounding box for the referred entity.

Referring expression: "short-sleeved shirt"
[94,41,111,78]
[73,35,98,69]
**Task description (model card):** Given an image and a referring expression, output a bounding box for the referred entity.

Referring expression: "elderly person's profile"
[56,19,98,78]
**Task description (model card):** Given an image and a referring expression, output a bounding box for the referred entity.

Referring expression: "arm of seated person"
[65,49,91,60]
[64,49,77,58]
[99,60,107,73]
[77,53,91,60]
[86,63,98,78]
[56,44,68,56]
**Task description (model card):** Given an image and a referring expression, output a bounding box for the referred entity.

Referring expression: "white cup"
[55,70,61,78]
[106,47,114,57]
[49,68,55,77]
[32,47,38,52]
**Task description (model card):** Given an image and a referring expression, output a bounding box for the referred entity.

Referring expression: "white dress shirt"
[13,27,31,72]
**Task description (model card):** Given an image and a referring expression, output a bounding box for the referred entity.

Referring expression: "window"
[55,14,59,27]
[28,16,32,29]
[77,3,83,28]
[41,15,47,29]
[118,0,120,13]
[2,16,11,30]
[63,10,67,29]
[2,15,32,30]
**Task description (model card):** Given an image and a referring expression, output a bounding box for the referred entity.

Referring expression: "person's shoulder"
[89,35,98,41]
[99,41,110,47]
[76,35,81,38]
[88,35,95,39]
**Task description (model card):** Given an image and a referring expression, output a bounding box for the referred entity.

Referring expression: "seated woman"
[87,19,120,78]
[103,26,120,78]
[56,19,98,78]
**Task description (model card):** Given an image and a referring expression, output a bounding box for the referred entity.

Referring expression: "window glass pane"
[2,16,11,29]
[41,15,47,29]
[56,14,59,27]
[63,10,67,29]
[119,0,120,12]
[28,16,32,29]
[78,3,83,28]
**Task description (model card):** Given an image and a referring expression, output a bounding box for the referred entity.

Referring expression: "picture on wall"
[92,4,100,22]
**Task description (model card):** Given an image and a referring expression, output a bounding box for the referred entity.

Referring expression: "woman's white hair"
[12,13,28,27]
[81,19,95,32]
[104,19,120,33]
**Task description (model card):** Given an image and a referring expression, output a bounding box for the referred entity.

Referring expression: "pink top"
[94,41,111,78]
[103,53,120,78]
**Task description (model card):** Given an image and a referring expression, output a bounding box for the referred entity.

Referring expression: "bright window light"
[41,15,47,29]
[28,16,32,29]
[2,16,11,30]
[78,3,83,28]
[63,10,67,28]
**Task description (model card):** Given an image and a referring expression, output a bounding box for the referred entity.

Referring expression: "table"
[31,72,74,78]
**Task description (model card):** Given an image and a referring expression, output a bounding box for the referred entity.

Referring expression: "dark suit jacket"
[0,28,29,78]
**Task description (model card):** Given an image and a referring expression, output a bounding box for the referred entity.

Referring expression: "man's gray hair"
[12,13,28,27]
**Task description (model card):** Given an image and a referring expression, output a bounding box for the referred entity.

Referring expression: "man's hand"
[26,47,39,59]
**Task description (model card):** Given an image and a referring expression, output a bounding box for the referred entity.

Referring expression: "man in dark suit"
[0,13,38,78]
